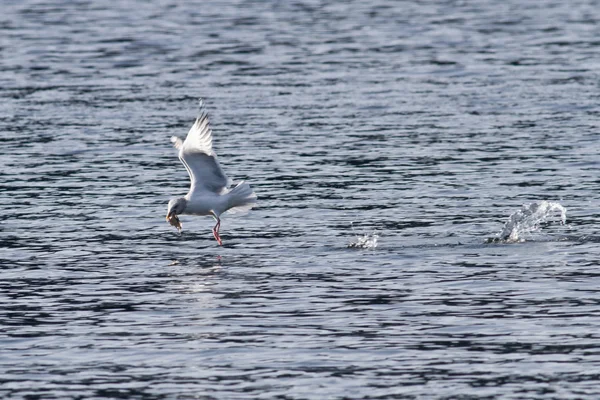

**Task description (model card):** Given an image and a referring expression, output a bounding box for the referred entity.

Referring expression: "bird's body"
[184,193,224,216]
[166,100,257,245]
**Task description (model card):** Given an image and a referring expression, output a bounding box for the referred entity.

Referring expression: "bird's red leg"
[212,217,222,246]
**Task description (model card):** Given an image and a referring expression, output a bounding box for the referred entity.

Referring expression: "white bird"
[166,100,257,245]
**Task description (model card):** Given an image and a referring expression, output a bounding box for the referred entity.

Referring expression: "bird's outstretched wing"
[174,100,232,195]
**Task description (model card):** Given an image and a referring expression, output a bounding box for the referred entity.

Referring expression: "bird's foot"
[212,216,222,246]
[212,228,223,246]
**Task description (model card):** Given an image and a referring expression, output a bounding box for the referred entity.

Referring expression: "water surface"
[2,0,600,398]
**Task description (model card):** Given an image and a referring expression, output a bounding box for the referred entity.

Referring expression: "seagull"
[166,100,257,245]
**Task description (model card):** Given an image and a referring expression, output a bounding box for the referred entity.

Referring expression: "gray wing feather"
[179,100,231,194]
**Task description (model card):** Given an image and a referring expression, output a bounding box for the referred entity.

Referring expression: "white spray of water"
[497,200,567,242]
[348,222,379,249]
[348,233,379,249]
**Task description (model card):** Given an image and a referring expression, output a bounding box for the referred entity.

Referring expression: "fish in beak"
[166,211,182,232]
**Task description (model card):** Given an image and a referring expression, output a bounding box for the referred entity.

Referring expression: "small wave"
[488,200,567,243]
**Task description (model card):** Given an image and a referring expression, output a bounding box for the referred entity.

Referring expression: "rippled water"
[2,0,600,398]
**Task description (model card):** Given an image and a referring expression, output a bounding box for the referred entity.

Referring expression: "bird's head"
[166,198,187,232]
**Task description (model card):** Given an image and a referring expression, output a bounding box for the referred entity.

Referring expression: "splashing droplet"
[494,201,567,243]
[348,233,379,249]
[347,222,379,249]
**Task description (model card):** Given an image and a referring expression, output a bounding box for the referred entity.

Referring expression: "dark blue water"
[2,1,600,398]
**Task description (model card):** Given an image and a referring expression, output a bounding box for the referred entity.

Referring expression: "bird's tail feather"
[226,181,257,214]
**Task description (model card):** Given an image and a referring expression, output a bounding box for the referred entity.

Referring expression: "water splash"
[492,201,567,243]
[348,232,379,249]
[348,223,379,249]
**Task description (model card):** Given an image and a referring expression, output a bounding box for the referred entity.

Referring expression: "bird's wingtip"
[171,136,183,149]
